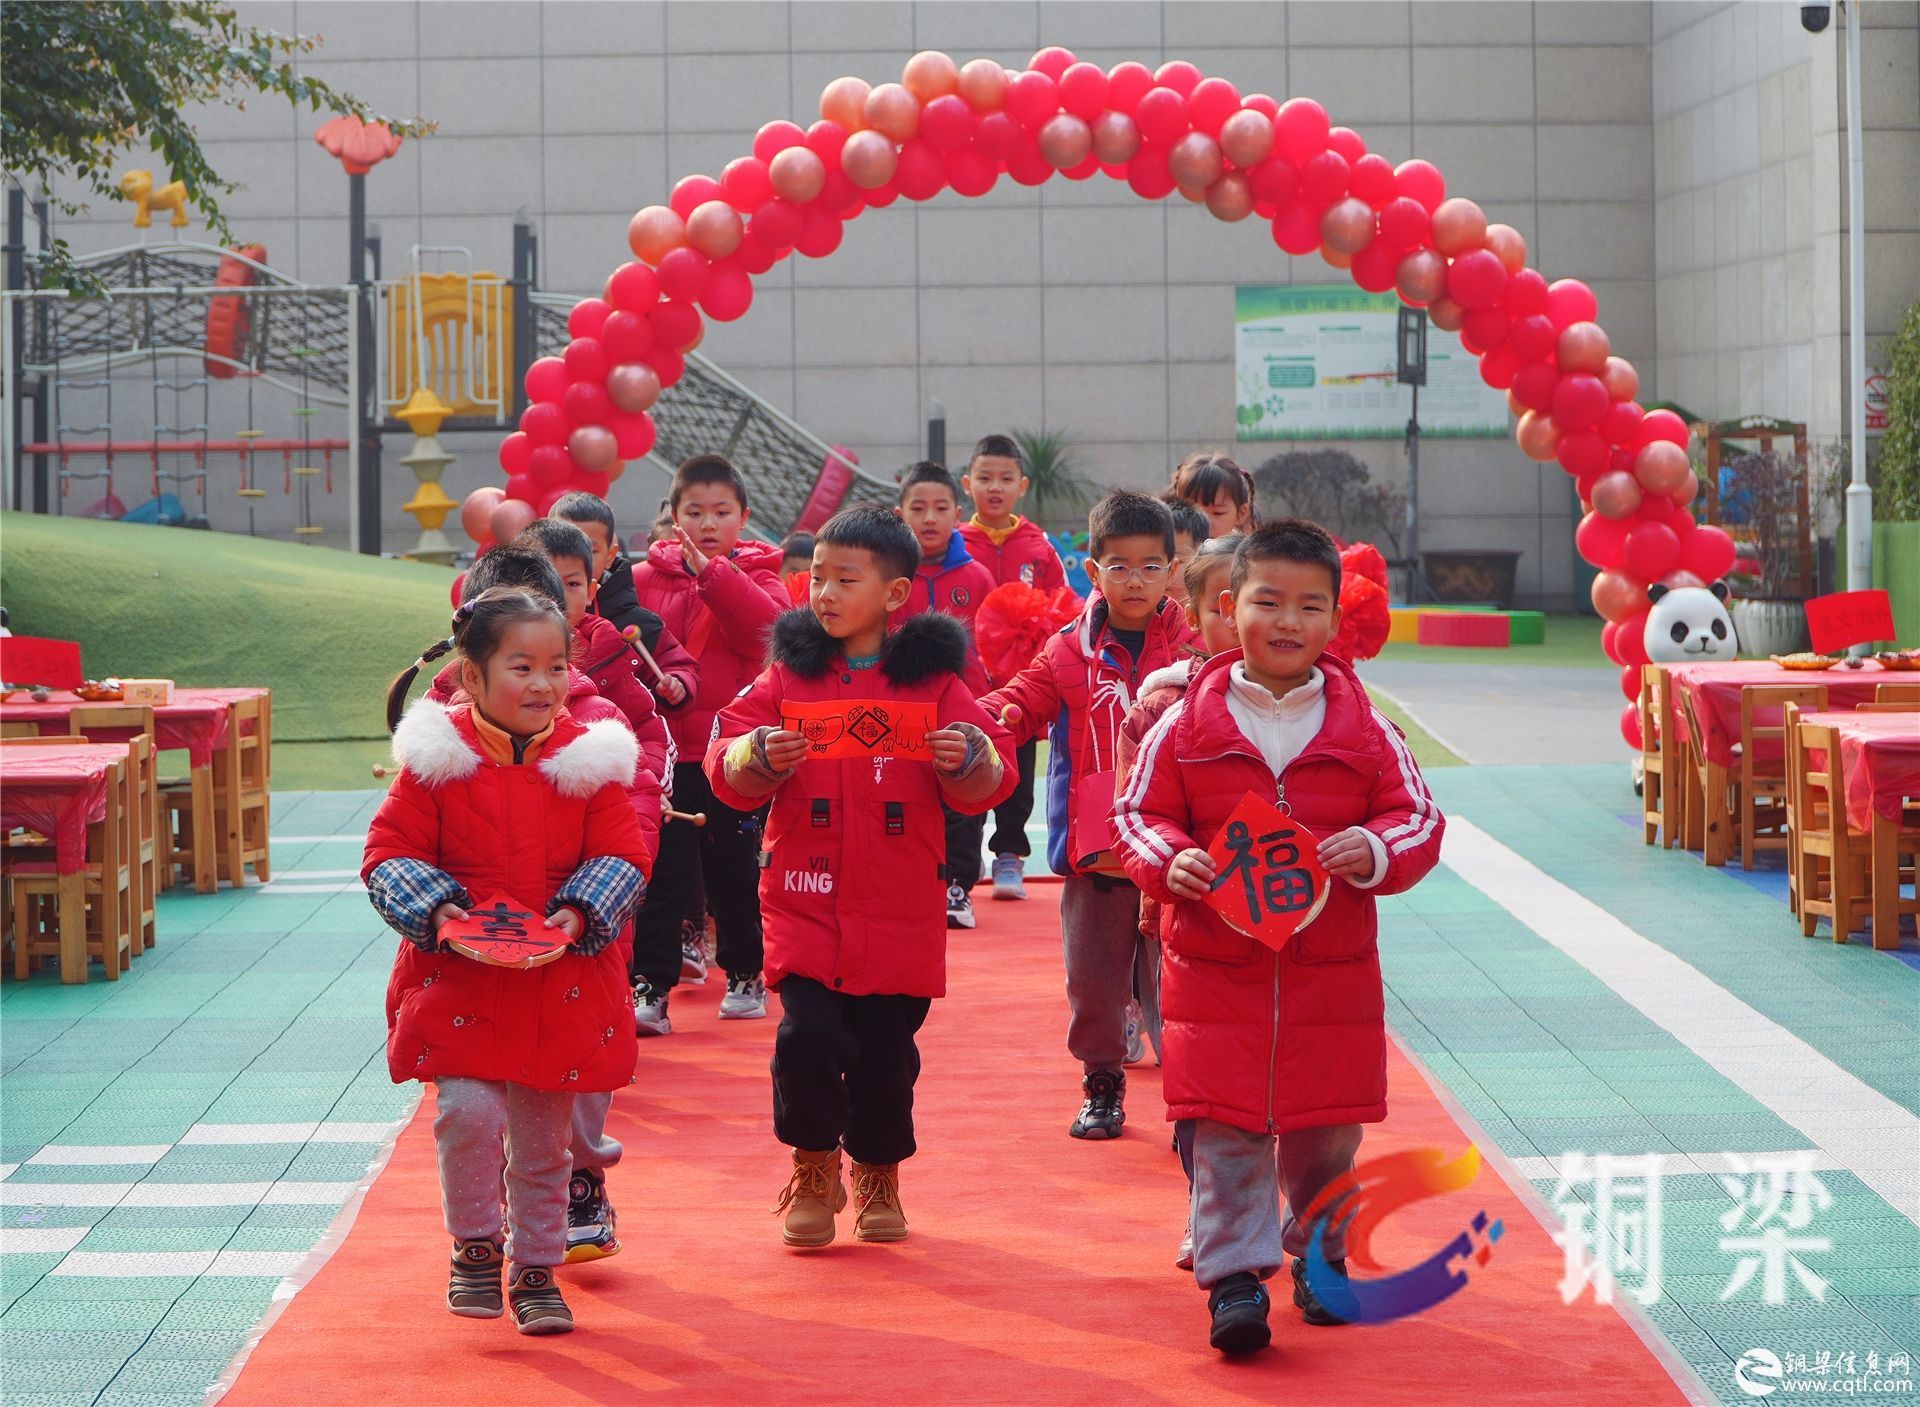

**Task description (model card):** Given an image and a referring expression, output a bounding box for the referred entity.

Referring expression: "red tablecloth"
[1666,660,1890,767]
[0,686,266,768]
[0,742,124,873]
[1802,710,1920,832]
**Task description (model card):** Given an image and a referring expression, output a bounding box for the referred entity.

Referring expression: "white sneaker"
[946,882,976,930]
[1123,999,1146,1066]
[991,853,1027,900]
[717,972,767,1020]
[633,982,671,1037]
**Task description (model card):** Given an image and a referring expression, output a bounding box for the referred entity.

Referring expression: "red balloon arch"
[472,47,1737,738]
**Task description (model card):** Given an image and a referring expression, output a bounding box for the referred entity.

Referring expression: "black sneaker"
[945,882,976,930]
[446,1237,503,1318]
[564,1168,619,1263]
[1208,1271,1272,1353]
[1291,1254,1353,1326]
[507,1264,574,1335]
[1069,1068,1126,1139]
[633,979,671,1036]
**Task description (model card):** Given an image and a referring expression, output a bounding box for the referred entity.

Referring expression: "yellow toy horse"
[119,170,190,229]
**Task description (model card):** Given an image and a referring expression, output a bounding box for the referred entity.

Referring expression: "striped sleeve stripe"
[1371,707,1439,855]
[1112,700,1185,866]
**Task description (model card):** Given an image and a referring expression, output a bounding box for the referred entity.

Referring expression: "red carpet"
[221,887,1690,1406]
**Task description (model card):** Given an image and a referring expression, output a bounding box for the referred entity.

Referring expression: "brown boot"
[851,1161,908,1243]
[774,1146,847,1248]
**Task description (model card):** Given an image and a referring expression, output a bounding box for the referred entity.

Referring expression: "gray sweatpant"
[1133,932,1163,1063]
[433,1077,575,1268]
[569,1091,622,1174]
[1190,1118,1364,1290]
[1060,874,1142,1071]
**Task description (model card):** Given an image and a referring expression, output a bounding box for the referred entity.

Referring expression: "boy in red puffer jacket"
[982,491,1195,1143]
[707,506,1013,1251]
[1112,520,1444,1356]
[626,454,789,1031]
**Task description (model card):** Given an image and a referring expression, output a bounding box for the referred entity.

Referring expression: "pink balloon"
[1616,611,1652,668]
[650,299,702,354]
[1249,155,1298,206]
[975,110,1024,162]
[607,362,661,414]
[568,424,619,473]
[528,443,572,488]
[749,199,804,252]
[647,347,685,387]
[948,146,998,196]
[1274,98,1330,163]
[1327,127,1367,164]
[524,357,569,404]
[1622,520,1681,581]
[460,485,504,544]
[1620,663,1643,703]
[1461,306,1510,352]
[1477,345,1521,389]
[1591,470,1644,519]
[1546,278,1599,329]
[1135,87,1189,145]
[490,497,537,546]
[1678,524,1737,582]
[1106,61,1155,113]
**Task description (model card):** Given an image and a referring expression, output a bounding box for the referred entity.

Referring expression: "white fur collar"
[1139,658,1194,698]
[391,699,637,798]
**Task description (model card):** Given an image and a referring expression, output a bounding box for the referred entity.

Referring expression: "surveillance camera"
[1801,4,1831,32]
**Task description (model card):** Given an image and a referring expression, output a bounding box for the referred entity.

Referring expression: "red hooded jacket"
[628,538,789,757]
[1110,650,1444,1135]
[981,595,1196,877]
[365,701,651,1092]
[705,610,1015,999]
[957,516,1067,595]
[888,530,995,696]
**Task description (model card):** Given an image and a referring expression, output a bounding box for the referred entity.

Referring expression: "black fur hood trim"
[769,608,970,686]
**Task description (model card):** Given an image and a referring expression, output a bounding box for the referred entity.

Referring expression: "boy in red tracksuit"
[958,433,1068,902]
[1111,520,1444,1355]
[893,461,996,929]
[627,454,790,1031]
[981,491,1195,1142]
[551,491,701,709]
[707,506,1013,1251]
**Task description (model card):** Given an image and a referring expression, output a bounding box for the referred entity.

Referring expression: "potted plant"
[1010,428,1101,530]
[1721,448,1813,655]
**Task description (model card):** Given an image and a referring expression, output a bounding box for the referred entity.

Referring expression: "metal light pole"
[927,396,946,466]
[1397,306,1429,603]
[1842,0,1872,594]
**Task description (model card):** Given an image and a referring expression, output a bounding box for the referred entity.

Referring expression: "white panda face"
[1643,584,1739,663]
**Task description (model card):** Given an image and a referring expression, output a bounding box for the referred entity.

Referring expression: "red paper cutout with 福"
[1203,794,1331,951]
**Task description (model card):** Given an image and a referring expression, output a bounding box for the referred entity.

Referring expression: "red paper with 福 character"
[1202,793,1331,951]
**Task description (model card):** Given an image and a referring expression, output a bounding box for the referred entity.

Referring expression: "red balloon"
[1350,240,1399,293]
[1546,277,1599,329]
[1030,46,1077,80]
[1678,524,1736,582]
[669,174,724,220]
[753,120,808,163]
[498,430,532,476]
[567,298,611,340]
[1576,510,1632,569]
[1619,702,1643,751]
[528,442,572,488]
[974,111,1022,161]
[1478,344,1520,389]
[1603,399,1646,447]
[1249,156,1298,206]
[569,469,612,499]
[1447,249,1508,309]
[1106,61,1155,112]
[948,146,998,196]
[1242,93,1279,118]
[1006,132,1054,186]
[650,298,702,352]
[1619,663,1643,702]
[1393,159,1446,213]
[1274,98,1331,163]
[503,472,536,504]
[1272,203,1322,256]
[1057,62,1108,120]
[1622,520,1681,581]
[750,199,804,251]
[610,411,656,460]
[564,336,610,383]
[795,205,844,258]
[1005,70,1061,130]
[733,229,778,275]
[1327,127,1367,164]
[647,347,685,387]
[921,94,975,151]
[1462,307,1510,351]
[656,246,712,302]
[1127,145,1176,199]
[1557,429,1610,477]
[1299,150,1351,205]
[1346,154,1396,208]
[521,401,568,446]
[1551,372,1610,430]
[606,261,660,313]
[1187,77,1241,134]
[806,119,849,166]
[721,156,774,212]
[1616,610,1652,667]
[701,263,753,321]
[563,380,612,426]
[1135,87,1189,144]
[894,139,947,200]
[1153,59,1202,96]
[1376,196,1429,249]
[1601,620,1623,663]
[1640,408,1690,447]
[1508,314,1556,361]
[525,356,569,404]
[1512,361,1559,413]
[1502,268,1549,317]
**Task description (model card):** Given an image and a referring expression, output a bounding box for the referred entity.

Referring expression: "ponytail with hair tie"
[382,587,569,736]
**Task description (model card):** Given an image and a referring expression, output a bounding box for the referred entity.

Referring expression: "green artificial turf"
[0,514,455,745]
[1377,611,1608,669]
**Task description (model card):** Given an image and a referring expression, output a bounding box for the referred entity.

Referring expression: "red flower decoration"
[975,582,1081,683]
[314,115,403,176]
[784,569,809,606]
[1330,573,1391,663]
[1340,541,1389,592]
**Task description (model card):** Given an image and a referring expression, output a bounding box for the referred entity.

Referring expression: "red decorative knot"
[314,115,403,175]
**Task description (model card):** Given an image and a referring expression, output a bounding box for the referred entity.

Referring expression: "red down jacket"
[365,700,651,1092]
[957,516,1067,596]
[889,530,995,696]
[628,538,789,756]
[706,610,1016,999]
[1110,649,1444,1135]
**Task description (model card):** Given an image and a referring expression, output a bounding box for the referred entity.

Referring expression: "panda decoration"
[1643,580,1739,663]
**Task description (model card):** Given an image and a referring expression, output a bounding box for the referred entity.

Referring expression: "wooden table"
[0,687,268,892]
[0,741,125,981]
[1663,660,1891,865]
[1803,709,1920,948]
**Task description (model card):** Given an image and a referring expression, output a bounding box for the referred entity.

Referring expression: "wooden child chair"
[69,705,158,954]
[1737,683,1828,870]
[10,754,134,980]
[1638,665,1682,848]
[212,694,271,886]
[1786,710,1870,941]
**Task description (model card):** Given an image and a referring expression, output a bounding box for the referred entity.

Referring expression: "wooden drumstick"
[666,809,707,827]
[372,764,390,779]
[620,625,667,685]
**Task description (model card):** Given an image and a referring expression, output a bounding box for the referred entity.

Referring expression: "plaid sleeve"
[367,858,472,950]
[550,856,645,957]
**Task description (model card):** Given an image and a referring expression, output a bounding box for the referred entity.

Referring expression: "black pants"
[944,803,984,890]
[631,761,764,991]
[772,975,932,1165]
[986,738,1038,858]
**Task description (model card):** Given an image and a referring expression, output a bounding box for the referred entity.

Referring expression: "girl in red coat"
[364,588,652,1336]
[1112,521,1443,1355]
[706,507,1014,1251]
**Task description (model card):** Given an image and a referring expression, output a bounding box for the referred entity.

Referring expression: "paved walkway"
[2,772,1915,1406]
[1356,660,1626,765]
